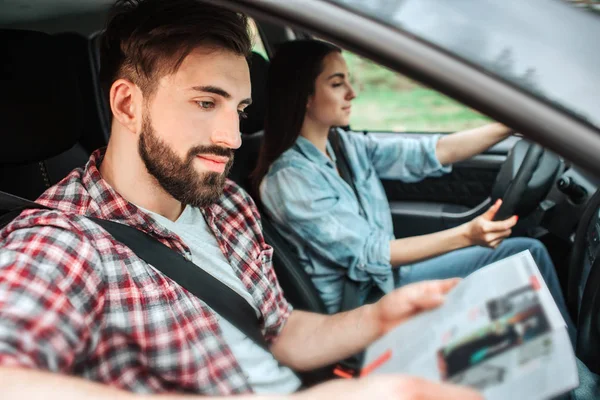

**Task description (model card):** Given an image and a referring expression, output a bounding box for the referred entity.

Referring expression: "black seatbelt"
[328,129,366,376]
[0,191,269,352]
[328,129,365,312]
[93,218,271,352]
[329,129,365,218]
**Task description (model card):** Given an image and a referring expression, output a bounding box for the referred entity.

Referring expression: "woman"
[252,40,574,343]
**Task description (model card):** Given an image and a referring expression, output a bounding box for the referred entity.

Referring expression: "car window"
[249,18,268,59]
[328,0,600,131]
[344,50,491,132]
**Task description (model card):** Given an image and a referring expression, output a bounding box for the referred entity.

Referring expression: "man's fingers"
[404,278,461,297]
[403,279,461,308]
[382,279,462,323]
[435,277,462,293]
[409,379,484,400]
[379,279,463,334]
[392,376,483,400]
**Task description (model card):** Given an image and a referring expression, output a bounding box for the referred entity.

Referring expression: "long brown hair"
[251,40,341,201]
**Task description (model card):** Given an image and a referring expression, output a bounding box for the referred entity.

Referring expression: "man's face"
[138,47,251,208]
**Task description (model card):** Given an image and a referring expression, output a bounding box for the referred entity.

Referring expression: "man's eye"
[197,101,215,109]
[238,110,248,120]
[332,82,343,88]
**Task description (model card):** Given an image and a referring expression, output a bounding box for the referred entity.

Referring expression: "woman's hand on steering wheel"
[461,199,518,249]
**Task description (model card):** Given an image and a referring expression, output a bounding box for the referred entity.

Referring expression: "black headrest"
[240,52,269,135]
[54,32,110,153]
[0,29,83,166]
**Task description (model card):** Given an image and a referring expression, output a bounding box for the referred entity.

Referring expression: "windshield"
[328,0,600,130]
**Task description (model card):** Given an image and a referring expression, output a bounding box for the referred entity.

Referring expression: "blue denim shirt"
[260,129,451,313]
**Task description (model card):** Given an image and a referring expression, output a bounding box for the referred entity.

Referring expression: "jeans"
[394,237,576,345]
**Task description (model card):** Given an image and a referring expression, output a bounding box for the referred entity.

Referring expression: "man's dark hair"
[99,0,251,97]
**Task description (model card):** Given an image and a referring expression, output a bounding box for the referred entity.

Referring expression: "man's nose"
[211,108,242,150]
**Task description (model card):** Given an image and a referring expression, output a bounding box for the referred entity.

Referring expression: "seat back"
[568,189,600,319]
[240,51,268,136]
[0,29,90,200]
[229,51,269,190]
[89,31,113,137]
[570,189,600,373]
[229,51,268,190]
[262,215,327,313]
[228,131,263,192]
[54,32,110,153]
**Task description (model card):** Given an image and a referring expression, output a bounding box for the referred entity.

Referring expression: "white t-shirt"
[144,205,301,394]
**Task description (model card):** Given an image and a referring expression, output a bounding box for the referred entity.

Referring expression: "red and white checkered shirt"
[0,149,292,395]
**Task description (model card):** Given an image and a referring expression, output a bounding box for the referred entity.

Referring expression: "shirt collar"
[294,135,337,167]
[78,148,179,239]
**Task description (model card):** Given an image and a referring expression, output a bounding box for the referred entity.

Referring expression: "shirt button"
[358,263,365,271]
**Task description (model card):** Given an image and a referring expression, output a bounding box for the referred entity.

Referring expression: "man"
[0,0,480,398]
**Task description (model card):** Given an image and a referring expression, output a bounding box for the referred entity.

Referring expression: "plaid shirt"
[0,149,292,395]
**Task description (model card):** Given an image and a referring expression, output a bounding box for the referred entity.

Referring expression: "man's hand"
[461,199,518,249]
[372,279,460,337]
[296,375,482,400]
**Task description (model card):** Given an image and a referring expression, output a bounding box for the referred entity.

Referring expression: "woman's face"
[305,51,356,128]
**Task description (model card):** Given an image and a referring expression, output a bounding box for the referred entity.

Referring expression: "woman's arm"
[435,123,513,165]
[389,200,517,266]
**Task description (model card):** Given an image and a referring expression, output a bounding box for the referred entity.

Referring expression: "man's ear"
[110,78,143,134]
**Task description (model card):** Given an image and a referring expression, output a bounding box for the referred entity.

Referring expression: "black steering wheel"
[490,139,561,221]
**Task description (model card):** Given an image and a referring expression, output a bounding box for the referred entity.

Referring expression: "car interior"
[2,0,600,380]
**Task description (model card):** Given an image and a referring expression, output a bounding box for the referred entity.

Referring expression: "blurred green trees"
[344,51,492,132]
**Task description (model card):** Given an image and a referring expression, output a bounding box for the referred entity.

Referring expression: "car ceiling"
[0,0,112,25]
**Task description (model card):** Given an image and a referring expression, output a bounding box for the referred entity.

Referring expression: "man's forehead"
[165,47,251,96]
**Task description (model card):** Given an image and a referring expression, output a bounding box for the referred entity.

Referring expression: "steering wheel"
[490,139,561,221]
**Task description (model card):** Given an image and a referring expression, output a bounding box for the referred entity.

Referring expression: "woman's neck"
[299,118,331,155]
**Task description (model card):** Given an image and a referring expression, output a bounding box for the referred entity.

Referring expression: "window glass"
[249,18,268,59]
[329,0,600,130]
[344,51,491,132]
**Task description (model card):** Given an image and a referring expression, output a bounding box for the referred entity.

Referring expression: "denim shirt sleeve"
[351,132,452,181]
[260,164,392,281]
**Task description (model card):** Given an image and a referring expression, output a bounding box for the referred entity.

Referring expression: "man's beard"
[138,115,234,208]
